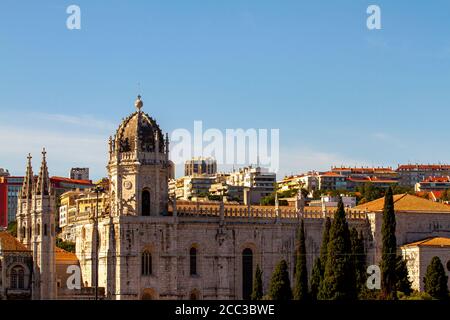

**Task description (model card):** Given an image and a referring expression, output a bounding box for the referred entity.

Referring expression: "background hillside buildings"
[397,164,450,186]
[184,157,217,176]
[414,176,450,192]
[70,168,90,181]
[0,175,24,229]
[0,173,94,229]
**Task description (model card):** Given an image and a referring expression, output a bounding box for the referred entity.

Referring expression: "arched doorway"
[142,190,151,216]
[242,248,253,300]
[141,288,156,300]
[189,289,200,300]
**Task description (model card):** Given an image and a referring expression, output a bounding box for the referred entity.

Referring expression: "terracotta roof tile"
[402,237,450,248]
[354,194,450,213]
[55,247,78,262]
[0,232,30,252]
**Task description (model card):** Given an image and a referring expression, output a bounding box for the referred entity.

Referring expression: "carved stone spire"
[21,153,34,199]
[36,148,50,196]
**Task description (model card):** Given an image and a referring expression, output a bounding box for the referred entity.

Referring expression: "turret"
[17,154,34,246]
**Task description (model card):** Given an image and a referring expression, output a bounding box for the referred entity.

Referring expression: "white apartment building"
[226,166,276,204]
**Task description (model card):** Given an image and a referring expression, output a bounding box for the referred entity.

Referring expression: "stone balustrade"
[172,202,367,220]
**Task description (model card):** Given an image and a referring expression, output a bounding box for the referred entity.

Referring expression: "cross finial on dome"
[135,95,143,111]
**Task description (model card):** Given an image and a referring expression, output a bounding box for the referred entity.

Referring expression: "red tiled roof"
[397,164,450,171]
[420,176,450,183]
[332,167,394,173]
[347,176,397,183]
[0,232,30,251]
[50,176,93,185]
[320,171,343,177]
[402,237,450,248]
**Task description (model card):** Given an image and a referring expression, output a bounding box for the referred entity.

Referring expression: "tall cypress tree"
[350,228,367,296]
[319,217,332,267]
[310,258,322,300]
[293,219,308,300]
[424,256,449,300]
[311,217,331,299]
[395,256,412,296]
[269,260,293,300]
[251,264,263,300]
[319,198,356,300]
[380,187,397,300]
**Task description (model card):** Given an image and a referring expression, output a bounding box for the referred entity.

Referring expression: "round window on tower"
[124,181,132,190]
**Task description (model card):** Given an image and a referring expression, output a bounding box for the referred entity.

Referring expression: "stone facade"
[401,238,450,291]
[14,96,450,300]
[70,96,450,300]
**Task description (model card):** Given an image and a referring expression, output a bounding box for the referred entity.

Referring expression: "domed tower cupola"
[107,95,170,217]
[114,95,166,155]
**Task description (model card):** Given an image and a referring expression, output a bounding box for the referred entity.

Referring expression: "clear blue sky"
[1,0,450,180]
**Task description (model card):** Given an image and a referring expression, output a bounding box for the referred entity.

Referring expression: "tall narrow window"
[18,268,24,289]
[44,224,47,236]
[11,269,18,289]
[10,266,25,289]
[37,224,40,236]
[141,251,152,276]
[142,190,151,216]
[190,247,197,276]
[242,248,253,300]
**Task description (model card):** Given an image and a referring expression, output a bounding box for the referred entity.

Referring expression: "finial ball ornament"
[135,95,143,110]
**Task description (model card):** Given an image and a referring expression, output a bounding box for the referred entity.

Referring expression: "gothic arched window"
[190,247,197,276]
[242,248,253,300]
[10,265,25,289]
[37,223,40,236]
[141,251,152,276]
[21,227,25,238]
[142,190,151,216]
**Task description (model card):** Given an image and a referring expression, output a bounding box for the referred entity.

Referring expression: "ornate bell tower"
[107,95,171,217]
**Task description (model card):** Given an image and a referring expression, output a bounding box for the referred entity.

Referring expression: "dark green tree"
[56,238,76,253]
[251,264,263,300]
[7,221,17,237]
[395,256,412,295]
[350,228,367,296]
[310,217,331,299]
[319,217,331,265]
[319,198,356,300]
[309,258,322,300]
[293,220,308,300]
[269,259,293,300]
[380,187,397,300]
[423,256,449,300]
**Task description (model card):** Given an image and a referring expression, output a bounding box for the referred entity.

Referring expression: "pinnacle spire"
[21,153,34,198]
[36,148,50,196]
